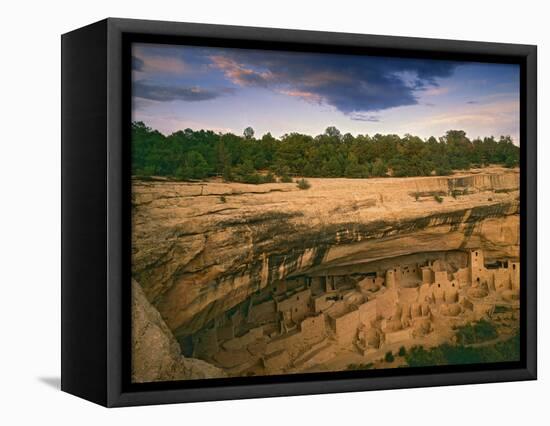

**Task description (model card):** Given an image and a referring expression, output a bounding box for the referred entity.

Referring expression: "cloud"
[208,50,458,117]
[466,100,478,104]
[133,47,189,75]
[132,56,144,72]
[278,89,323,104]
[209,55,274,87]
[422,86,450,96]
[348,112,381,122]
[142,56,188,74]
[133,80,234,102]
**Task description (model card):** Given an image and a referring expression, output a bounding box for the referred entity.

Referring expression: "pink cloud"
[209,55,274,87]
[133,49,188,76]
[277,89,323,104]
[302,71,352,87]
[422,86,450,96]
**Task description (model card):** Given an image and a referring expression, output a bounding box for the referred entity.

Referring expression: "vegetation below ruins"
[454,319,498,345]
[385,351,395,363]
[131,122,520,182]
[346,362,374,371]
[405,332,520,367]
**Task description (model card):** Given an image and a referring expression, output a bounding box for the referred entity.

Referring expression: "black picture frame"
[61,17,537,407]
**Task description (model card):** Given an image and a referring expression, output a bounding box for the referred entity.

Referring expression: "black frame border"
[100,18,536,407]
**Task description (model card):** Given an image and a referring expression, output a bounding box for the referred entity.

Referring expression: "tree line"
[132,122,519,183]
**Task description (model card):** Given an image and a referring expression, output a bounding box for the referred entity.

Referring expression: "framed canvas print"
[61,18,537,407]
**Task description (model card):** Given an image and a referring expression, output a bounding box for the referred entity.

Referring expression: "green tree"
[234,159,262,184]
[296,178,311,190]
[181,151,209,179]
[324,126,342,140]
[323,156,343,177]
[344,153,366,178]
[371,158,387,177]
[243,126,255,140]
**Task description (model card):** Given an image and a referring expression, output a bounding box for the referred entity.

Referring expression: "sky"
[132,43,520,145]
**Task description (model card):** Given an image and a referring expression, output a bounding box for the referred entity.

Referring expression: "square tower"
[470,249,485,284]
[385,269,396,288]
[510,261,520,290]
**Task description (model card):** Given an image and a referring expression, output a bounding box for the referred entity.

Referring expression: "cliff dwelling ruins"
[176,248,520,377]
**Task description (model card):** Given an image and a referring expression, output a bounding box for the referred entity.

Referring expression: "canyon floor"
[131,166,520,382]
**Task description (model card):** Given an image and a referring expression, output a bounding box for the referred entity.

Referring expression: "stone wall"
[332,309,360,345]
[300,314,326,339]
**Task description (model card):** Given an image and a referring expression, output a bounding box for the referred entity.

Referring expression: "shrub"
[222,165,233,182]
[371,158,388,177]
[451,189,460,199]
[405,345,446,367]
[262,172,276,183]
[455,319,498,345]
[434,195,444,203]
[174,151,210,180]
[296,178,311,190]
[493,305,512,314]
[233,160,260,184]
[504,156,519,168]
[346,362,374,371]
[435,166,453,176]
[384,351,395,363]
[405,334,520,367]
[241,173,262,184]
[398,346,407,357]
[280,174,293,183]
[220,195,226,203]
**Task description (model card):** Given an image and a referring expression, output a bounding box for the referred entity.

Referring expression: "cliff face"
[131,167,519,337]
[132,279,226,382]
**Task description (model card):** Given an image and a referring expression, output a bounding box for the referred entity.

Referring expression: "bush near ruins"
[346,362,374,371]
[454,319,498,345]
[131,123,520,181]
[398,346,407,357]
[385,351,395,363]
[296,178,311,190]
[405,333,519,367]
[434,195,444,203]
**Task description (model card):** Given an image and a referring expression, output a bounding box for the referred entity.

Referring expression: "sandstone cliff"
[131,167,519,338]
[132,279,226,382]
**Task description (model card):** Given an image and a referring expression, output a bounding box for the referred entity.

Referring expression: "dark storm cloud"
[209,50,459,115]
[133,80,234,102]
